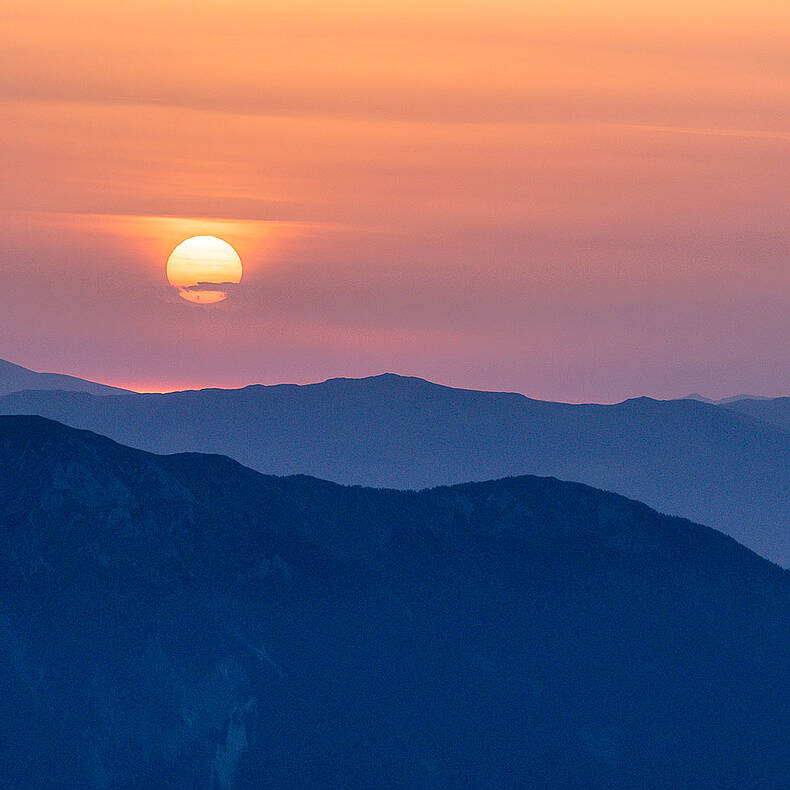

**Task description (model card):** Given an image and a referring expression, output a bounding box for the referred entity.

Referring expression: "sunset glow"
[1,0,787,399]
[3,4,790,783]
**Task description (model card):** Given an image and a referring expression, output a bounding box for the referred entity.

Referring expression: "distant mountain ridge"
[2,371,789,564]
[3,414,790,789]
[722,396,790,432]
[0,357,129,396]
[685,392,779,405]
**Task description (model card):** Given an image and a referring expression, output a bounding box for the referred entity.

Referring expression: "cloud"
[179,282,242,293]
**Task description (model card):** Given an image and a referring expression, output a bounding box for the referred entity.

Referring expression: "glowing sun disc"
[167,235,243,304]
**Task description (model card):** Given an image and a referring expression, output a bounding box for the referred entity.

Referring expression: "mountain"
[682,392,716,403]
[716,394,776,404]
[684,393,778,405]
[1,374,789,564]
[3,414,790,789]
[723,396,790,433]
[0,357,129,396]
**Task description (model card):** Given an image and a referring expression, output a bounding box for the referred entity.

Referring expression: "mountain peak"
[0,356,129,397]
[2,371,789,564]
[3,414,790,789]
[321,372,445,387]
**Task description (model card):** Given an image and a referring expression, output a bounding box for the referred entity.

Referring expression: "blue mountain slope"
[1,374,789,564]
[723,396,790,432]
[2,415,790,789]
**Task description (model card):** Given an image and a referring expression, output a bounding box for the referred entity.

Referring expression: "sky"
[1,0,788,402]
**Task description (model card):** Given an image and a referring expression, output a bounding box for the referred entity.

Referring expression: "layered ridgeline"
[3,415,790,789]
[0,357,128,396]
[723,396,790,432]
[1,371,789,564]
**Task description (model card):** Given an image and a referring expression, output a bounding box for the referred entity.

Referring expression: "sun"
[166,236,243,304]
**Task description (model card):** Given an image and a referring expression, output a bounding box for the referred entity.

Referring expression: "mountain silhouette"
[1,373,789,564]
[685,392,776,405]
[723,396,790,433]
[0,357,129,396]
[3,414,790,789]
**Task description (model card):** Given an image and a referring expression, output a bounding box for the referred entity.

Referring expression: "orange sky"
[1,0,788,400]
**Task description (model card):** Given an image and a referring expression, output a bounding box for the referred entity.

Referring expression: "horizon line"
[1,356,784,406]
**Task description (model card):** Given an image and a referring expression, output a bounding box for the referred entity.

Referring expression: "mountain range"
[723,396,790,432]
[1,361,788,565]
[0,357,128,397]
[3,414,790,789]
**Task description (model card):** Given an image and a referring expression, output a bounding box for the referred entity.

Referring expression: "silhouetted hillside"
[685,393,778,405]
[0,357,128,396]
[2,415,790,789]
[2,374,789,564]
[724,396,790,432]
